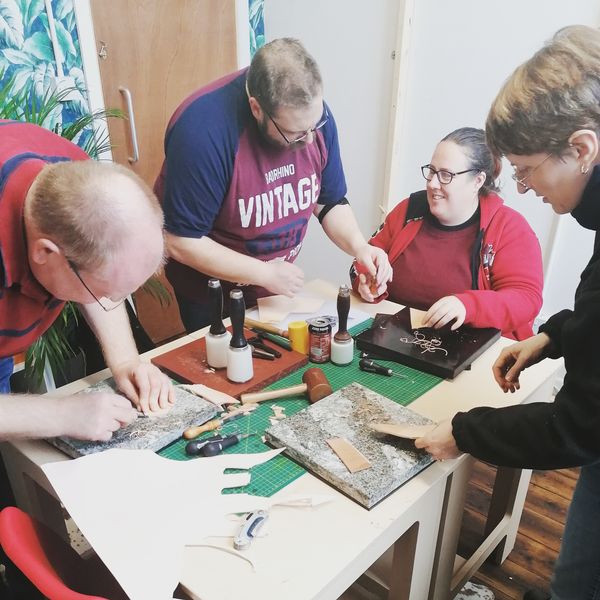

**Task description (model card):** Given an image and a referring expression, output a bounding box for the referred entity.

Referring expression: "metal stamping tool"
[233,509,269,551]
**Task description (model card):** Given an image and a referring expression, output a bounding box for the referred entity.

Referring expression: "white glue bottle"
[226,289,253,383]
[205,279,231,369]
[331,284,355,365]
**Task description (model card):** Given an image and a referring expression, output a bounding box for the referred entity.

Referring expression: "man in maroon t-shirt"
[0,120,174,442]
[157,38,393,332]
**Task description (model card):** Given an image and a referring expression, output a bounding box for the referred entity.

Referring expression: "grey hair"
[246,37,322,115]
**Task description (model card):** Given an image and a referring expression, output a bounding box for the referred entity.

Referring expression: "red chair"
[0,506,108,600]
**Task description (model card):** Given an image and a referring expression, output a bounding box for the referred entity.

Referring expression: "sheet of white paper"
[257,294,325,322]
[42,448,283,600]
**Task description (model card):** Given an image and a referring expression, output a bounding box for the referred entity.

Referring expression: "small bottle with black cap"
[226,289,254,383]
[331,284,354,365]
[205,279,231,369]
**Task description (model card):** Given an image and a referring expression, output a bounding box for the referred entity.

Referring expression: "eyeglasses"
[511,154,552,191]
[67,260,125,312]
[265,104,329,145]
[421,164,479,185]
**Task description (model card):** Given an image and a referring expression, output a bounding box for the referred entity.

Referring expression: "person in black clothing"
[415,25,600,600]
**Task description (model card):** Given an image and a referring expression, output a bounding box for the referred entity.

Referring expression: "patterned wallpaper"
[0,0,88,132]
[249,0,264,57]
[0,0,265,137]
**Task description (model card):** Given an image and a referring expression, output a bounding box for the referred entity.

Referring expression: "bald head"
[246,37,323,115]
[27,160,164,271]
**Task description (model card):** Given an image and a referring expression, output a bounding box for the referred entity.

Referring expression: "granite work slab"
[265,383,435,509]
[48,379,217,458]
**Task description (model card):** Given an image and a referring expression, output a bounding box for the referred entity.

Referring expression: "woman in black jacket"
[415,25,600,600]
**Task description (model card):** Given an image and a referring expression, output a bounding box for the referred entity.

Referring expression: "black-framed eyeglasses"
[67,260,125,312]
[421,164,479,185]
[511,153,552,192]
[265,104,329,145]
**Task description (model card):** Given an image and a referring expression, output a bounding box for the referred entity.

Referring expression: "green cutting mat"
[158,320,442,496]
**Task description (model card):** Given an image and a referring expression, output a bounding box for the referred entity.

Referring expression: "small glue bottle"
[331,284,354,365]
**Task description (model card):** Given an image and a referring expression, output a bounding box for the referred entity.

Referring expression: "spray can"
[308,318,332,363]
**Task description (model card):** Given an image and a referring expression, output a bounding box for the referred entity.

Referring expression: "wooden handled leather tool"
[244,317,289,339]
[240,367,332,404]
[183,412,243,439]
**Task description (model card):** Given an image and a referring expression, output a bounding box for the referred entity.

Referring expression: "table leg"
[428,457,474,600]
[485,466,532,564]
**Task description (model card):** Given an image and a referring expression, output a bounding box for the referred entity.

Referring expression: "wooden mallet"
[240,367,332,405]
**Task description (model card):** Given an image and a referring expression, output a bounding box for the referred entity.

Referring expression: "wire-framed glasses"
[266,104,329,145]
[67,260,125,312]
[421,164,479,185]
[511,154,552,191]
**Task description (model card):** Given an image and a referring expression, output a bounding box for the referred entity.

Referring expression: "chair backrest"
[0,507,108,600]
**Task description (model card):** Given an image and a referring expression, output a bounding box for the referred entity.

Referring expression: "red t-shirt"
[387,212,478,310]
[0,120,88,358]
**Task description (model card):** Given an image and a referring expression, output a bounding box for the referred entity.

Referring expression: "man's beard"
[257,116,306,151]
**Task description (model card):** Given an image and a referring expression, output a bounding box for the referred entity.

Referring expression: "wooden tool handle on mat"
[240,383,307,404]
[183,419,221,439]
[244,318,289,338]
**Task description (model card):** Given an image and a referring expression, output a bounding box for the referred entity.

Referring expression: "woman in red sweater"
[350,127,543,340]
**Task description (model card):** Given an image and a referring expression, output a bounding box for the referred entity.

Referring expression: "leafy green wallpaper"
[0,0,89,132]
[0,0,265,139]
[249,0,264,57]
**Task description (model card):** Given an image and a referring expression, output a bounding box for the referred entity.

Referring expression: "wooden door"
[90,0,239,344]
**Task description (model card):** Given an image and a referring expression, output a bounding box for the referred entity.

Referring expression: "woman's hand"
[356,273,388,302]
[414,420,462,460]
[492,333,552,393]
[422,296,467,330]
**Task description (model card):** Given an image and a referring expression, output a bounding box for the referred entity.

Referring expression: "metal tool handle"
[118,86,139,163]
[359,358,392,376]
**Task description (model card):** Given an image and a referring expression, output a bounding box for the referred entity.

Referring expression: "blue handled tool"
[233,509,269,551]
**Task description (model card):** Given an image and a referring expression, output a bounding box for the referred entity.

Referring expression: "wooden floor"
[463,461,578,599]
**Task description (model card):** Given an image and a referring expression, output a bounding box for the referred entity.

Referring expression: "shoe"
[523,591,550,600]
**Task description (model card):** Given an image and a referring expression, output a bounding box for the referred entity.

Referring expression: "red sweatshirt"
[350,191,543,340]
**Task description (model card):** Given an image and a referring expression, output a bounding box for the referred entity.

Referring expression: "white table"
[0,280,561,600]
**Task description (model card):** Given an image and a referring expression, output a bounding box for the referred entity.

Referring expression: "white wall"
[264,0,400,286]
[396,0,600,319]
[265,0,600,318]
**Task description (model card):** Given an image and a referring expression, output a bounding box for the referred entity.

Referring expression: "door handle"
[118,87,139,163]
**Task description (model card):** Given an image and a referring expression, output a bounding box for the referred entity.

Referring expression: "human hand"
[354,245,393,286]
[60,393,138,441]
[356,273,387,302]
[112,360,175,415]
[492,333,551,393]
[263,261,305,297]
[422,296,466,330]
[414,420,462,460]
